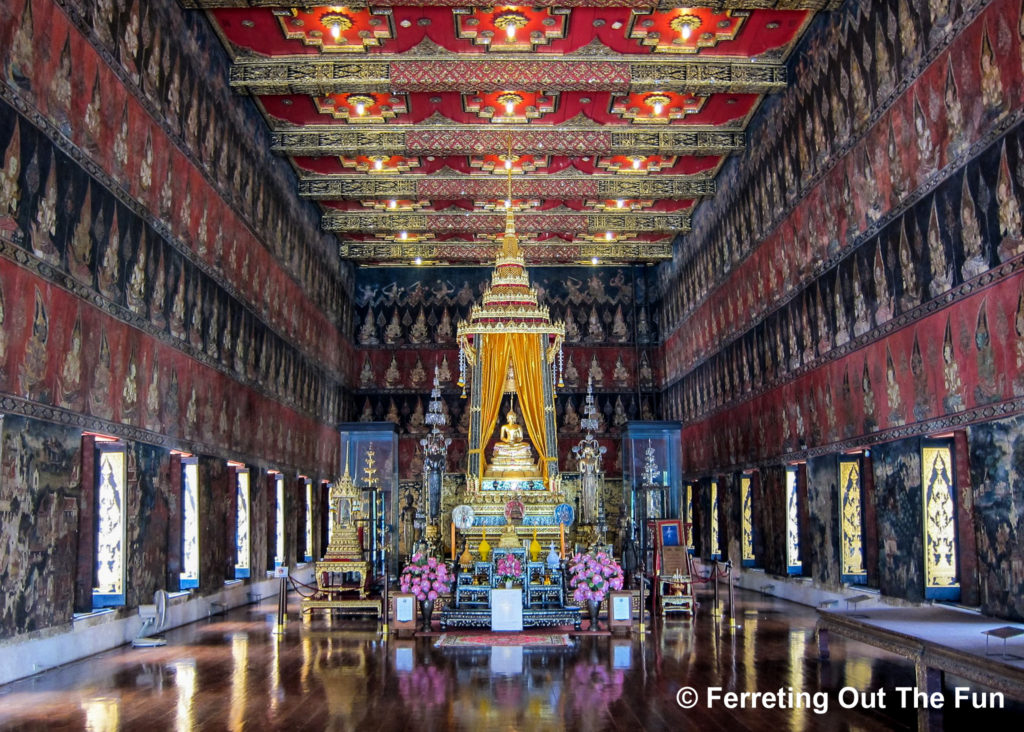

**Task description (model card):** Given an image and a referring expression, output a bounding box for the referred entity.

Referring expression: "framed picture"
[656,519,683,549]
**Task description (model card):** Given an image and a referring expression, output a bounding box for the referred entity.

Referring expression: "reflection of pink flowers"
[568,551,624,603]
[398,664,446,708]
[399,553,454,602]
[570,662,624,713]
[495,553,522,583]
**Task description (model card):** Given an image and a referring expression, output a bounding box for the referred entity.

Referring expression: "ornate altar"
[301,467,380,616]
[451,201,566,551]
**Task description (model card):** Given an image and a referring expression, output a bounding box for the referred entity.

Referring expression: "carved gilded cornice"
[298,176,715,200]
[230,57,786,95]
[272,128,745,156]
[337,240,674,263]
[322,210,692,233]
[183,1,841,10]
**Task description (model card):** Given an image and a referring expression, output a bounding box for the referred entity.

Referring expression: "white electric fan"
[133,589,169,648]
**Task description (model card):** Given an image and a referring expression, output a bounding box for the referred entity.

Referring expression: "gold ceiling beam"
[321,210,692,233]
[298,176,716,200]
[271,128,745,156]
[337,240,675,264]
[230,58,786,95]
[183,1,841,10]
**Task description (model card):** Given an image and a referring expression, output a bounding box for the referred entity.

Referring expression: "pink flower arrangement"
[494,553,523,584]
[568,550,624,603]
[399,553,454,602]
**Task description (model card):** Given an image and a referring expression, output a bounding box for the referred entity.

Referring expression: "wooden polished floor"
[1,589,1021,731]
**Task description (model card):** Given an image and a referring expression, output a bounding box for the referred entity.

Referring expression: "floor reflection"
[0,590,1022,731]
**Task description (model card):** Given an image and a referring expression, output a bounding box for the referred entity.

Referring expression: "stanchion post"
[275,576,287,634]
[726,561,737,628]
[381,547,390,639]
[711,560,722,618]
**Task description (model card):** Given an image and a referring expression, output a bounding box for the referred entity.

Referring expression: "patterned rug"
[434,633,573,648]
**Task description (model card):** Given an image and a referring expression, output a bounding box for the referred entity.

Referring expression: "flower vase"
[505,580,513,589]
[587,599,600,631]
[419,599,434,632]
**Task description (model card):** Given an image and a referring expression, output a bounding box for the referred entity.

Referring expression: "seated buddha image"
[488,411,537,477]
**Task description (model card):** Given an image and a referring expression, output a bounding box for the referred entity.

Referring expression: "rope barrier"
[288,575,319,598]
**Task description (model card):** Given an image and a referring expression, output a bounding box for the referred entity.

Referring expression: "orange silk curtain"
[474,332,550,482]
[509,333,549,482]
[475,334,512,478]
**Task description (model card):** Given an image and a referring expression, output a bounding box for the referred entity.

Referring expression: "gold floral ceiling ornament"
[670,14,702,41]
[645,93,671,115]
[320,13,353,40]
[346,94,374,114]
[493,11,529,39]
[497,92,524,113]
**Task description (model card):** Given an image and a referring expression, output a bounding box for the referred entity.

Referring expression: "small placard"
[612,594,631,621]
[608,590,634,630]
[396,595,414,623]
[392,593,418,632]
[273,565,289,578]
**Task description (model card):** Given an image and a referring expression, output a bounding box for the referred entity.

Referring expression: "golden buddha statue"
[488,411,537,476]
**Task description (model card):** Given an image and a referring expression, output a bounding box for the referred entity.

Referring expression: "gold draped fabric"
[474,332,549,482]
[509,333,549,481]
[475,334,512,477]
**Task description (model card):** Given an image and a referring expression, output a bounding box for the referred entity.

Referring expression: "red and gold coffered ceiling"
[196,2,836,264]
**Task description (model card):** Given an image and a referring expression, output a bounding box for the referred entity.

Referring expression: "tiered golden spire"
[456,136,564,345]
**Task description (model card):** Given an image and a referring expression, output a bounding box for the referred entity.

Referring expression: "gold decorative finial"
[502,133,521,259]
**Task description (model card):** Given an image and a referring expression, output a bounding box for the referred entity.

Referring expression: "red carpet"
[434,633,573,648]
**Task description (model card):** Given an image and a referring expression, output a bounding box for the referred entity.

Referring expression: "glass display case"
[339,422,400,577]
[621,421,683,571]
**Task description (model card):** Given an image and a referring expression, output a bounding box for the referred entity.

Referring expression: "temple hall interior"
[2,0,1024,729]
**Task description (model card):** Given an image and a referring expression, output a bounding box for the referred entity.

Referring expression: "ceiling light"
[400,231,408,240]
[355,101,365,115]
[616,199,625,209]
[632,157,642,170]
[592,256,600,265]
[389,199,397,209]
[505,198,512,209]
[671,14,700,42]
[505,157,513,170]
[506,24,517,40]
[373,158,383,170]
[605,231,613,241]
[414,256,422,264]
[330,21,342,40]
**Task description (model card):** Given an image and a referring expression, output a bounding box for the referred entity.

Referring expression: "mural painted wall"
[666,0,1024,619]
[0,0,339,640]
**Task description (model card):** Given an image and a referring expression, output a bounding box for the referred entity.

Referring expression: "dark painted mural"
[806,454,841,586]
[0,415,81,637]
[752,465,787,577]
[124,442,173,609]
[969,416,1024,620]
[871,439,925,602]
